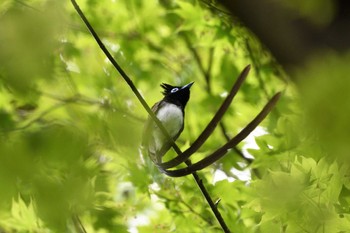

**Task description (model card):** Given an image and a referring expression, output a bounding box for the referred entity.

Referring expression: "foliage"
[0,0,349,232]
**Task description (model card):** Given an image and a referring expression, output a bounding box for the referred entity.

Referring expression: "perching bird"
[142,82,194,163]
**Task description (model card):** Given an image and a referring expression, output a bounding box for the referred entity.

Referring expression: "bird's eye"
[171,88,179,93]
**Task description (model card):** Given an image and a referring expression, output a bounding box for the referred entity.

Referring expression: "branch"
[182,35,212,93]
[245,39,270,98]
[72,215,87,233]
[200,0,231,16]
[14,0,42,12]
[41,92,145,123]
[189,169,230,232]
[155,192,212,225]
[70,1,231,232]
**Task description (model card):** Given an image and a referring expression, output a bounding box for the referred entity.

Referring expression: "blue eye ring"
[171,87,179,93]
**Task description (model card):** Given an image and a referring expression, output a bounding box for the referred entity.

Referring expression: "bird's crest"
[160,83,175,96]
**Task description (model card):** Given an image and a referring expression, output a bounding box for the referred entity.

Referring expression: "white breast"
[151,103,183,153]
[156,103,183,138]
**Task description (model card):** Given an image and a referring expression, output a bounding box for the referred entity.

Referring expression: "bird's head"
[160,82,194,108]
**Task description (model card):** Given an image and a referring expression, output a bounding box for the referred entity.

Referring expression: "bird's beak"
[181,81,194,90]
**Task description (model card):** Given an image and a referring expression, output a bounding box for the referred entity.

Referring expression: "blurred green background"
[0,0,350,232]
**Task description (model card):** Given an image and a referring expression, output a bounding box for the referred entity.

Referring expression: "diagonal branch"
[72,215,87,233]
[245,39,270,98]
[70,1,231,232]
[159,92,281,177]
[159,65,250,169]
[155,191,213,225]
[182,35,213,93]
[70,0,182,158]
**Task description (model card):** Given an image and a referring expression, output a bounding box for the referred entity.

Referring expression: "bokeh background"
[0,0,350,232]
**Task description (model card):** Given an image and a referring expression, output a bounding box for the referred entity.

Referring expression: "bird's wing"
[157,113,184,160]
[142,101,184,162]
[142,101,160,147]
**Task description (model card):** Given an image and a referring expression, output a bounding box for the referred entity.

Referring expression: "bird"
[142,82,194,163]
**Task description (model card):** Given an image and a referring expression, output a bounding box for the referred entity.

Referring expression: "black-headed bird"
[142,82,194,163]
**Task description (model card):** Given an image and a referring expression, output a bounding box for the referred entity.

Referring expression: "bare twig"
[189,167,229,232]
[72,215,87,233]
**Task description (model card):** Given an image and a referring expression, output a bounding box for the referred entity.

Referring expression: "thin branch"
[14,0,42,12]
[72,215,88,233]
[159,65,250,169]
[155,192,212,225]
[61,59,80,95]
[189,167,229,232]
[1,92,145,133]
[1,102,66,133]
[41,92,145,123]
[70,0,181,157]
[207,47,214,86]
[159,92,281,177]
[200,0,232,16]
[182,35,212,93]
[70,1,231,232]
[245,39,270,98]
